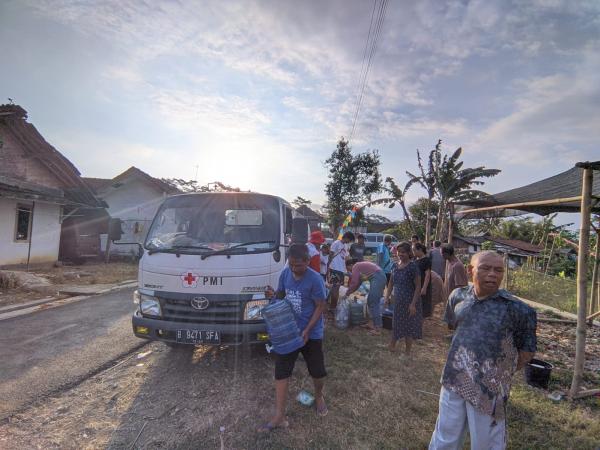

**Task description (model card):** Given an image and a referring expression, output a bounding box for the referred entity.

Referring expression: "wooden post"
[447,203,454,245]
[588,232,599,321]
[104,237,111,264]
[26,201,36,272]
[569,167,593,399]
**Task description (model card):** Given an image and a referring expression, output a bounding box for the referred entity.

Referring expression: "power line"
[348,0,388,144]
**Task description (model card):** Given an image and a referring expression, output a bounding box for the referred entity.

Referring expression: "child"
[385,242,422,355]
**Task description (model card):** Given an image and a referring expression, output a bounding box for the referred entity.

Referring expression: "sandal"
[257,419,289,433]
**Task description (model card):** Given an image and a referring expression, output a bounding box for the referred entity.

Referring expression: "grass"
[508,268,586,314]
[1,310,598,449]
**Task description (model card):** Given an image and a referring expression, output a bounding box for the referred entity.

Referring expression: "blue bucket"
[261,300,304,355]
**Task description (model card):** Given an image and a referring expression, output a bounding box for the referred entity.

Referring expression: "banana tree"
[365,177,418,234]
[432,147,500,240]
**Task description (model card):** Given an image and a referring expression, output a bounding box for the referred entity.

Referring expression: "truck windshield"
[145,194,280,254]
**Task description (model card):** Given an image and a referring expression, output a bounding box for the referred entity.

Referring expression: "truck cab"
[131,192,298,347]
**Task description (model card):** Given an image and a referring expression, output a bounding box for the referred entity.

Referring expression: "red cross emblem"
[181,272,198,287]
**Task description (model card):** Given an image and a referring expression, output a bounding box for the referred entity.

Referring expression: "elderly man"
[429,251,537,450]
[441,244,468,297]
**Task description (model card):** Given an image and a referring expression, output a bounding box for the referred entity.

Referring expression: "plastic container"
[382,308,393,330]
[524,358,553,389]
[335,297,349,329]
[261,300,304,355]
[349,301,367,325]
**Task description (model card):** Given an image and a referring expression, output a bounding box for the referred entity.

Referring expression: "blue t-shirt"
[377,243,392,274]
[277,267,327,340]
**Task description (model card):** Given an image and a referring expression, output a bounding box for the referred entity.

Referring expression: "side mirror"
[108,218,124,242]
[291,217,309,244]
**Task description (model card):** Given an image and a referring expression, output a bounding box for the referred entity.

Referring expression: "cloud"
[471,42,600,166]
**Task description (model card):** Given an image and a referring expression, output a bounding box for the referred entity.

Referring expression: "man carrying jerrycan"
[258,244,328,433]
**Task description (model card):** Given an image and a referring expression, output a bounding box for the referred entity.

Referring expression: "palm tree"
[432,146,501,240]
[366,177,418,233]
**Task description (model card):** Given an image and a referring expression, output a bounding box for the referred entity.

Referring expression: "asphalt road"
[0,288,145,420]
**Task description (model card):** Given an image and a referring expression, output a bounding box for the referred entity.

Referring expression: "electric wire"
[349,0,388,143]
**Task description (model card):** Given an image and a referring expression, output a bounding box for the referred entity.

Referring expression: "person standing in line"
[344,258,387,336]
[441,244,468,298]
[429,251,537,450]
[411,234,421,246]
[430,240,446,280]
[377,235,394,285]
[319,243,330,282]
[328,231,355,311]
[307,231,325,273]
[349,233,366,262]
[259,244,328,432]
[413,242,433,319]
[385,242,422,355]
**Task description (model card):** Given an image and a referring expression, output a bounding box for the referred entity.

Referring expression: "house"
[0,104,107,266]
[452,234,543,266]
[295,204,326,233]
[84,167,180,256]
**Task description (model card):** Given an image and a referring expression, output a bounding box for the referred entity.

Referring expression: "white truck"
[131,192,306,347]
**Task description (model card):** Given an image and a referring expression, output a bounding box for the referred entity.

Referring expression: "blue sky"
[1,0,599,224]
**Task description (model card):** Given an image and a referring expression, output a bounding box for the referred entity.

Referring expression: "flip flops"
[257,419,289,433]
[315,397,328,417]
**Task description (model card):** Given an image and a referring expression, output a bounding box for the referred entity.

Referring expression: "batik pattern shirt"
[442,286,537,420]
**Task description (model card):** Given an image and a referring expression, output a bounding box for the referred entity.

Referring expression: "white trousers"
[429,387,506,450]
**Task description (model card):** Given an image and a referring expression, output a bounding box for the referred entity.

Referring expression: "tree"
[324,138,382,231]
[292,196,312,208]
[366,177,417,234]
[406,141,440,245]
[161,179,241,193]
[432,145,500,240]
[407,197,440,239]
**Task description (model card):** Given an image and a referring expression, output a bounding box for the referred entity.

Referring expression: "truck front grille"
[159,297,245,324]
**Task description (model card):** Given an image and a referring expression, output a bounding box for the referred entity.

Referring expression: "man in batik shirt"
[429,251,537,450]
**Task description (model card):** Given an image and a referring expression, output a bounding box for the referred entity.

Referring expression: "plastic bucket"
[524,358,553,389]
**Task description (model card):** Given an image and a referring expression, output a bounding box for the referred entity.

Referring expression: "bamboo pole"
[569,167,593,399]
[456,196,582,215]
[588,232,599,321]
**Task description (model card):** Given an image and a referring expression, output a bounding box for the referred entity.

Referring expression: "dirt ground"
[0,309,598,450]
[0,262,138,308]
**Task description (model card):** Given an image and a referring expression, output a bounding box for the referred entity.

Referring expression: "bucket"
[382,309,393,330]
[261,300,304,355]
[524,358,553,389]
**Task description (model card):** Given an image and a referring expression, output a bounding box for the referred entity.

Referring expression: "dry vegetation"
[1,309,598,449]
[0,262,138,308]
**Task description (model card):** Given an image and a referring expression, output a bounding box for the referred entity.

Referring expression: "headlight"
[244,299,269,320]
[133,290,141,304]
[140,296,162,317]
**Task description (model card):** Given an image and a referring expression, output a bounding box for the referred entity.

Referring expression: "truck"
[131,192,306,347]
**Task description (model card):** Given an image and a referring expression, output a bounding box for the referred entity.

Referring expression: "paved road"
[0,288,145,420]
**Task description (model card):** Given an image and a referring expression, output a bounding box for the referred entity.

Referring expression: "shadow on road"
[107,343,276,449]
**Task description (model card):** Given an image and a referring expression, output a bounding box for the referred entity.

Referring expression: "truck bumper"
[131,312,268,346]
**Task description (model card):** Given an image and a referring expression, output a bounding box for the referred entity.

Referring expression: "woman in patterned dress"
[385,242,422,355]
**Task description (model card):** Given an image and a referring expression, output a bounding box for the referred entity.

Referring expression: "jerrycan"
[349,298,367,326]
[261,299,304,355]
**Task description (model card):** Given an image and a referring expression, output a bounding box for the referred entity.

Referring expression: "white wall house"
[84,167,180,256]
[0,197,62,265]
[0,104,106,266]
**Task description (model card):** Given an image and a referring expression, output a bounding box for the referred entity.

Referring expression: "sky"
[1,0,599,225]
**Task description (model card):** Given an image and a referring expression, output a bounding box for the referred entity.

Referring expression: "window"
[15,204,32,241]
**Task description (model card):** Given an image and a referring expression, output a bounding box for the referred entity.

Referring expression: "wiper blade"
[148,244,212,255]
[200,240,276,260]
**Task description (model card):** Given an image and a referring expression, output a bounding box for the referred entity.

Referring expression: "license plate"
[175,329,221,344]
